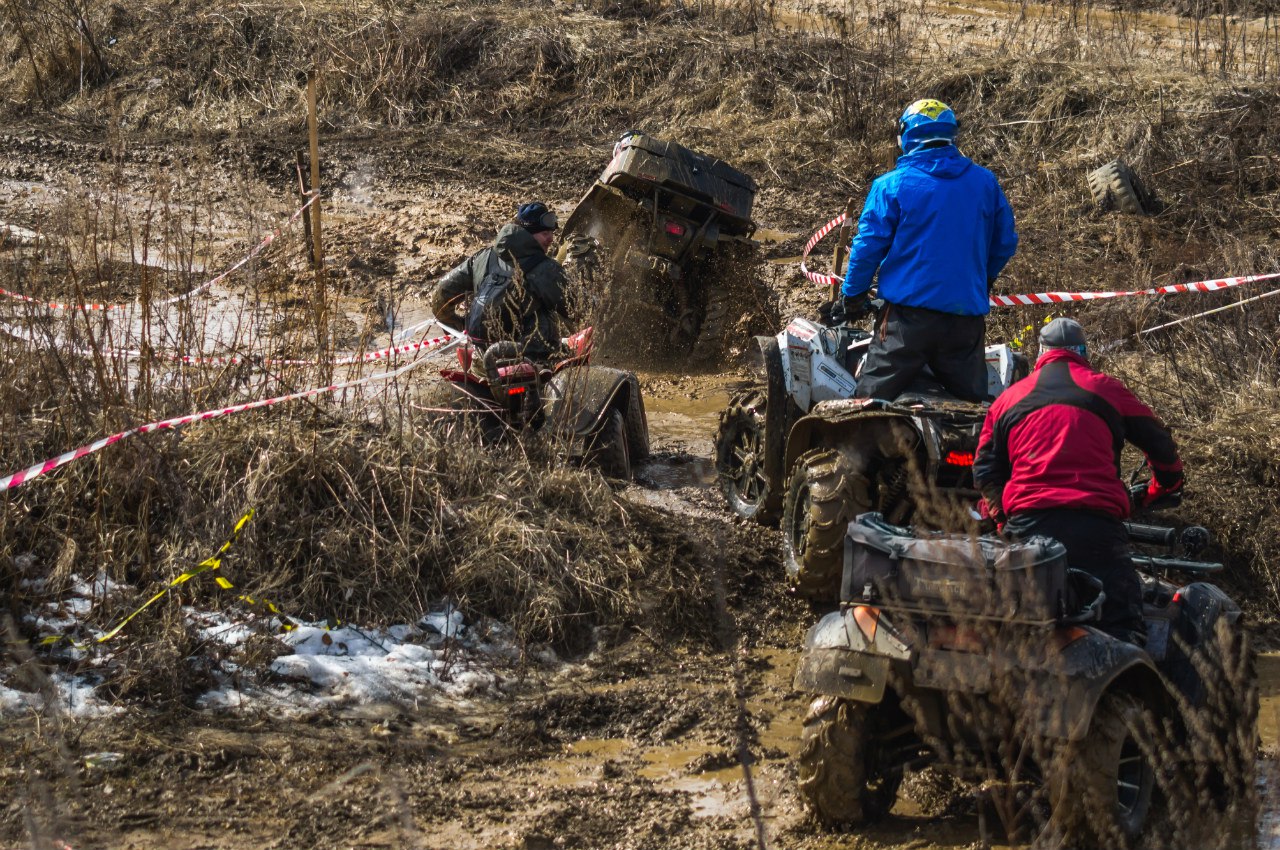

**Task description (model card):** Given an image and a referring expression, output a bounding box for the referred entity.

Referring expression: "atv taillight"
[852,605,880,641]
[945,451,975,466]
[664,220,686,237]
[1172,591,1183,604]
[1053,626,1089,650]
[507,386,527,397]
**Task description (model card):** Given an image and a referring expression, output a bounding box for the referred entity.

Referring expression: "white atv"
[713,304,1028,602]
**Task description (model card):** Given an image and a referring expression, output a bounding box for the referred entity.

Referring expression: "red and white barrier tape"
[987,272,1280,306]
[799,212,849,287]
[0,333,455,492]
[0,323,453,369]
[0,196,316,312]
[800,211,1280,307]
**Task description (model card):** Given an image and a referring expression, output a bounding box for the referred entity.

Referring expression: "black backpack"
[465,251,521,344]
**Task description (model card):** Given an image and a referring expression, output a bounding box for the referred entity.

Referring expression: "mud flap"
[548,364,638,439]
[794,648,890,704]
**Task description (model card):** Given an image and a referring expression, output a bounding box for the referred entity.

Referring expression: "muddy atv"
[558,132,773,361]
[425,327,649,480]
[793,505,1257,848]
[713,306,1028,601]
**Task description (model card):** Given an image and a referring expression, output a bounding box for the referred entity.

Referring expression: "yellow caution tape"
[1010,313,1056,350]
[211,574,301,632]
[40,509,255,648]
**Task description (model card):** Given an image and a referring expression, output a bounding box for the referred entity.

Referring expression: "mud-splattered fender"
[1025,632,1167,741]
[793,607,911,705]
[749,335,791,490]
[783,405,920,473]
[547,365,638,437]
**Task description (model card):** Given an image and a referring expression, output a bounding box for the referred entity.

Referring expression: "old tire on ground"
[587,407,631,480]
[1088,160,1152,215]
[1041,691,1160,850]
[782,448,872,601]
[624,388,650,462]
[714,387,780,524]
[798,696,901,827]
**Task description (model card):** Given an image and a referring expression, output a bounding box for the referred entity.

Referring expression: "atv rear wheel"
[689,243,777,365]
[1041,691,1160,850]
[623,389,649,463]
[419,379,506,444]
[782,449,872,601]
[587,407,631,480]
[798,696,901,827]
[714,388,779,524]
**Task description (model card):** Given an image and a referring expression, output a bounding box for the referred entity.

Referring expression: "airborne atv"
[713,307,1028,600]
[558,132,774,361]
[793,503,1257,848]
[427,327,649,480]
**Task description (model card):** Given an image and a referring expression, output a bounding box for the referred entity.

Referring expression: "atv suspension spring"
[877,462,909,515]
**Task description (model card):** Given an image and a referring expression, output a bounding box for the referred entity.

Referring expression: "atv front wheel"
[1042,691,1160,849]
[586,407,631,480]
[798,696,902,827]
[782,449,872,601]
[714,388,779,524]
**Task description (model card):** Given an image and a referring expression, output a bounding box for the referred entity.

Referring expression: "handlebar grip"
[1131,555,1223,574]
[1124,522,1177,547]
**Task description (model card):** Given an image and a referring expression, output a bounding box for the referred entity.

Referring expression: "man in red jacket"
[972,318,1184,642]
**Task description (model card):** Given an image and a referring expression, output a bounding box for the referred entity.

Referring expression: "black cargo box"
[601,133,756,228]
[842,513,1071,624]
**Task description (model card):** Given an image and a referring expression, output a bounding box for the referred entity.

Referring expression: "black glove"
[842,295,871,322]
[818,299,841,326]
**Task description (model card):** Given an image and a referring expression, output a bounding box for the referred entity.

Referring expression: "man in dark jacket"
[430,202,569,361]
[972,318,1185,642]
[843,99,1019,402]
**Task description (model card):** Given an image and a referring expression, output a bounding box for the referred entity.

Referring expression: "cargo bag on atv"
[841,513,1097,624]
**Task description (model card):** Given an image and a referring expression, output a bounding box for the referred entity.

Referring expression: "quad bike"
[793,494,1257,849]
[557,132,774,361]
[427,327,649,480]
[713,304,1029,601]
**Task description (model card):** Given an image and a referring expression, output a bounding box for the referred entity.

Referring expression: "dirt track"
[2,11,1279,842]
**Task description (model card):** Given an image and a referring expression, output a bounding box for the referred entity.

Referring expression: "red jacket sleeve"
[1096,374,1184,487]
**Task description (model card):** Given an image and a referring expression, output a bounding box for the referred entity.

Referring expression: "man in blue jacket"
[843,99,1018,402]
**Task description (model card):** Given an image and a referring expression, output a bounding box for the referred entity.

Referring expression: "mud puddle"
[1256,652,1280,749]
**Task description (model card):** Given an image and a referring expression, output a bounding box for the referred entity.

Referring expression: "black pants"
[853,303,988,402]
[1005,509,1146,643]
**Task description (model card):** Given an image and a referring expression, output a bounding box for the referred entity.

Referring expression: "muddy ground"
[3,0,1280,843]
[0,373,1007,850]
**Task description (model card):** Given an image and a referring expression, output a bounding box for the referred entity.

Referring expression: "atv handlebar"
[1131,555,1223,575]
[1124,522,1177,547]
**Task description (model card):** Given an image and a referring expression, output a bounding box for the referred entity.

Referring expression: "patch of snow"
[5,575,529,719]
[71,571,127,599]
[0,672,120,718]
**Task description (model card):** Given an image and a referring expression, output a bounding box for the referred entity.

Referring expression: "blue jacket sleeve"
[986,183,1018,283]
[842,178,898,298]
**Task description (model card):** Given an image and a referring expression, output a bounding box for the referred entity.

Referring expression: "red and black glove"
[1140,475,1184,509]
[976,496,1006,534]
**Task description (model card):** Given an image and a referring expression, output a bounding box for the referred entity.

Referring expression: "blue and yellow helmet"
[897,99,959,155]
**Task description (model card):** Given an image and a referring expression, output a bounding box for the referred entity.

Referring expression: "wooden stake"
[829,196,858,302]
[295,151,313,267]
[307,68,329,374]
[307,70,324,280]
